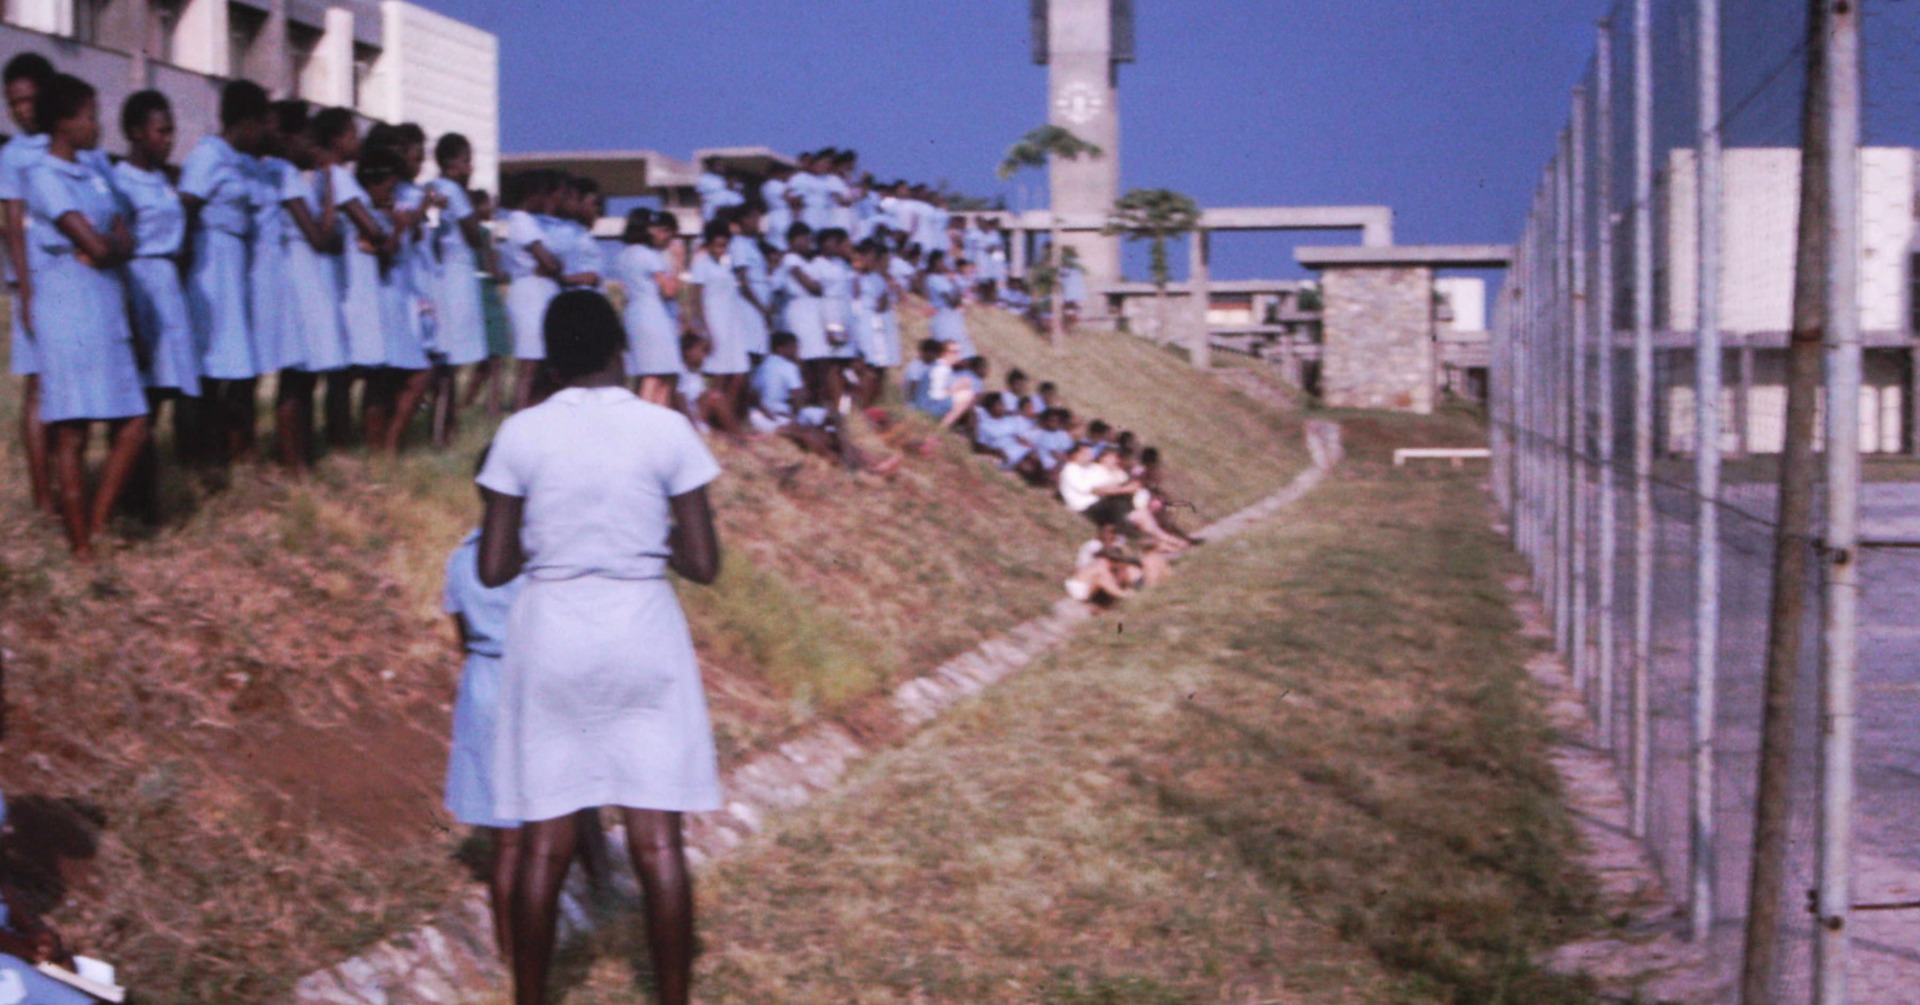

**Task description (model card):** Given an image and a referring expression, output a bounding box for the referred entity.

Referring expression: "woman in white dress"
[477,289,721,1005]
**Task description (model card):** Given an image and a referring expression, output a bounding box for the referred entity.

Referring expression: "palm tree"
[1104,188,1202,361]
[997,125,1103,349]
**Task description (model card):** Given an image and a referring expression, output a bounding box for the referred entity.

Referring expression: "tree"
[1104,188,1202,353]
[997,125,1103,349]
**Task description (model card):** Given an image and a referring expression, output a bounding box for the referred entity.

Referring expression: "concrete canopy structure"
[1294,243,1513,414]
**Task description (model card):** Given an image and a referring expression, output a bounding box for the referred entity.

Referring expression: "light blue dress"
[113,160,201,397]
[816,255,855,359]
[691,250,747,376]
[335,167,388,368]
[475,386,724,820]
[853,270,900,368]
[726,235,771,357]
[24,154,147,423]
[1,133,49,377]
[181,136,258,380]
[280,167,347,372]
[759,178,791,250]
[428,179,487,366]
[249,156,304,373]
[780,252,829,360]
[751,352,807,422]
[443,530,523,828]
[926,273,974,357]
[822,174,853,232]
[502,209,558,360]
[792,172,829,230]
[615,244,681,377]
[378,204,428,370]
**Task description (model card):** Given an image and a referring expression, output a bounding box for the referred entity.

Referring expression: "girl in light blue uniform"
[615,208,683,405]
[759,164,794,251]
[428,135,488,368]
[334,151,389,373]
[815,229,856,364]
[249,118,304,376]
[778,223,830,388]
[25,74,150,559]
[689,219,747,423]
[181,80,273,463]
[271,102,346,470]
[501,170,564,407]
[442,476,524,958]
[1,57,56,516]
[726,205,772,359]
[849,239,897,409]
[112,91,199,400]
[557,177,605,292]
[925,251,974,358]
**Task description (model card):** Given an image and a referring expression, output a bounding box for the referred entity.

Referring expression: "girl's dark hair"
[3,53,55,89]
[854,238,882,256]
[395,122,427,147]
[1006,368,1028,384]
[272,98,310,138]
[310,106,357,149]
[1140,446,1160,465]
[356,144,403,189]
[926,251,948,271]
[701,219,730,244]
[785,221,812,243]
[435,132,471,166]
[543,290,627,381]
[1087,420,1112,437]
[33,73,94,136]
[569,175,599,197]
[119,89,171,140]
[362,120,402,158]
[817,227,847,247]
[1038,380,1057,394]
[622,208,653,245]
[218,79,271,129]
[468,188,492,208]
[680,332,709,353]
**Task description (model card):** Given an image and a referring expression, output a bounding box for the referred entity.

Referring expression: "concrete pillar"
[1319,264,1437,413]
[1188,229,1211,369]
[1045,0,1121,291]
[299,6,356,108]
[8,0,71,35]
[170,0,232,78]
[1010,226,1028,277]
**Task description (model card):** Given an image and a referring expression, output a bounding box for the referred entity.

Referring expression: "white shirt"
[1075,538,1106,570]
[478,386,721,580]
[1059,460,1121,513]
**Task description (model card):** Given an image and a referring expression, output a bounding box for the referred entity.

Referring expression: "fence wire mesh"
[1491,2,1920,1001]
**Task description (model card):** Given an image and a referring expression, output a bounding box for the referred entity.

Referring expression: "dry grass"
[0,300,1304,1001]
[535,415,1598,1005]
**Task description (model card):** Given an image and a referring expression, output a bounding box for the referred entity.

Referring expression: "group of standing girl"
[3,53,498,558]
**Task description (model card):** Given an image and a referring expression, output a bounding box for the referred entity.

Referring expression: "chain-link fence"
[1489,2,1920,1001]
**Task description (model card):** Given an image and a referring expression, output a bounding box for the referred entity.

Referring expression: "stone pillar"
[1010,225,1028,277]
[1045,0,1121,291]
[1319,265,1437,413]
[1188,229,1211,369]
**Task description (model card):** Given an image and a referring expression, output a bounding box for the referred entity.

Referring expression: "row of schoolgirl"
[1,55,519,558]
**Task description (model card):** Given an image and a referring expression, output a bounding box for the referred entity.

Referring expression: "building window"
[73,0,111,45]
[289,21,321,98]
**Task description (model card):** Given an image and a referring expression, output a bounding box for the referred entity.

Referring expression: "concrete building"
[1032,0,1129,292]
[1657,146,1917,454]
[1,0,498,190]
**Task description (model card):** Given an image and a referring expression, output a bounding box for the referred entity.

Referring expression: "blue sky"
[421,0,1610,279]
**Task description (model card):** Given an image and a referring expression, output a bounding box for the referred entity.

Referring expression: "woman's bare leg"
[324,370,358,448]
[619,808,693,1005]
[50,421,90,557]
[514,360,542,411]
[383,368,434,454]
[638,374,673,408]
[276,370,317,473]
[509,812,577,1005]
[91,415,152,538]
[487,826,523,962]
[21,375,52,513]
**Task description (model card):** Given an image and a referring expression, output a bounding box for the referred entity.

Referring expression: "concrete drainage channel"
[291,420,1343,1005]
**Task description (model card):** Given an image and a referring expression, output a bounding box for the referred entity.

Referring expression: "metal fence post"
[1688,0,1724,944]
[1556,134,1575,659]
[1630,0,1656,839]
[1594,17,1619,747]
[1571,85,1593,697]
[1815,0,1863,999]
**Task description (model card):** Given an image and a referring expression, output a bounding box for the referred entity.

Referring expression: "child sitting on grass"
[0,791,99,1005]
[751,332,899,474]
[674,334,745,441]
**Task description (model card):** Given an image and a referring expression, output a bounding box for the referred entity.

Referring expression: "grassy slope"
[0,303,1303,1001]
[545,414,1595,1005]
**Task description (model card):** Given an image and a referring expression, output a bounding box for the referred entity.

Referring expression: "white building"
[1659,146,1917,454]
[1,0,498,190]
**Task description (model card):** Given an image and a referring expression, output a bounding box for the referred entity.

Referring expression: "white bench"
[1392,447,1491,468]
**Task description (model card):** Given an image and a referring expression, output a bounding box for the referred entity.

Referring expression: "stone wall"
[1320,265,1435,413]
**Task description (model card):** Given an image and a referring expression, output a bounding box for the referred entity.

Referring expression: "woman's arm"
[791,266,823,297]
[529,241,563,281]
[667,486,720,585]
[284,196,334,252]
[734,263,769,317]
[477,489,527,587]
[56,210,127,269]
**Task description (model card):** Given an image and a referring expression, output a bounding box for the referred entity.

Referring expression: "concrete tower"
[1034,0,1130,290]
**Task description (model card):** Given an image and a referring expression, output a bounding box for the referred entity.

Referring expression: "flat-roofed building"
[2,0,498,190]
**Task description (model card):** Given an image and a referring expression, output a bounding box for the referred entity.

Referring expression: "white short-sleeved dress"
[477,386,723,822]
